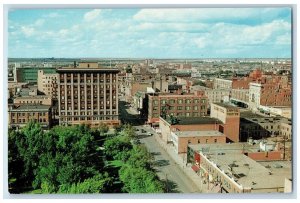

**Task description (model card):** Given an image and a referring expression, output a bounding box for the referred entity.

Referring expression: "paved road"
[134,126,200,193]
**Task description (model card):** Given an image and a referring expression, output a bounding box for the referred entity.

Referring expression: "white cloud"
[276,33,291,45]
[84,9,101,21]
[34,19,45,26]
[21,26,35,37]
[133,8,288,23]
[194,37,207,48]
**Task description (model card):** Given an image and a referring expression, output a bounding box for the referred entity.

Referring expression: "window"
[178,99,183,104]
[185,106,191,110]
[194,99,199,103]
[214,139,217,143]
[198,139,200,144]
[185,99,191,104]
[177,106,183,110]
[194,106,198,110]
[186,112,190,117]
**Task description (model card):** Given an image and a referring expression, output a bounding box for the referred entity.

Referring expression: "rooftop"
[174,130,224,137]
[189,143,260,154]
[213,102,240,110]
[165,116,223,125]
[9,104,51,112]
[200,150,292,190]
[56,67,119,73]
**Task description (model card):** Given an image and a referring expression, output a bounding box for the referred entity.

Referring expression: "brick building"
[57,62,120,127]
[159,116,222,143]
[170,130,226,153]
[210,103,240,142]
[249,75,291,110]
[8,104,53,129]
[13,95,52,106]
[148,91,208,125]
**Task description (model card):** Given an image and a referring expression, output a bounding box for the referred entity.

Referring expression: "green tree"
[119,166,164,193]
[57,173,113,194]
[103,135,132,161]
[14,121,45,186]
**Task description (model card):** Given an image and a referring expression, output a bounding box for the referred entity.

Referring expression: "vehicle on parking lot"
[141,129,146,133]
[147,132,153,136]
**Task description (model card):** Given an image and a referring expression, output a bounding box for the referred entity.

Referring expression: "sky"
[7,8,292,58]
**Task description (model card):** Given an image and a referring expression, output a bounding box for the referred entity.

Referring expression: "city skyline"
[8,8,292,58]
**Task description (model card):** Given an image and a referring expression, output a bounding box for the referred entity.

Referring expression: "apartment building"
[148,91,208,124]
[57,62,120,127]
[37,70,59,99]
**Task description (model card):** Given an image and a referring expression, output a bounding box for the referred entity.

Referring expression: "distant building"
[16,67,57,83]
[249,80,292,110]
[191,86,230,106]
[230,89,249,108]
[37,70,59,99]
[8,104,53,129]
[148,91,208,125]
[57,62,120,127]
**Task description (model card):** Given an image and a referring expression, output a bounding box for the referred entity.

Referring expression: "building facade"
[8,104,53,129]
[57,62,120,127]
[210,103,240,142]
[37,70,59,99]
[148,91,208,124]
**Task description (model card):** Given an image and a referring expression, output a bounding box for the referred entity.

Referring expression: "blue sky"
[8,8,292,58]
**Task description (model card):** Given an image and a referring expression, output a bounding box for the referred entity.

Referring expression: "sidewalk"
[153,134,211,193]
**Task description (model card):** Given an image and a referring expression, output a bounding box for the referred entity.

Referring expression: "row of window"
[152,112,206,118]
[61,111,117,116]
[155,105,206,111]
[153,99,206,105]
[11,112,47,116]
[12,118,47,123]
[60,85,117,89]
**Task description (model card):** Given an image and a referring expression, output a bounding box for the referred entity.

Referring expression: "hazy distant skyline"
[8,8,292,58]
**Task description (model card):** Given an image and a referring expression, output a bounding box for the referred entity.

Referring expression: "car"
[141,129,146,133]
[147,132,153,136]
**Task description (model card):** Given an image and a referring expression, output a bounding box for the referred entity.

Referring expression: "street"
[134,125,201,193]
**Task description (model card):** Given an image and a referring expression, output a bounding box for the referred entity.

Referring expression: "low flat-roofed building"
[171,130,226,153]
[159,116,223,143]
[187,143,291,193]
[8,104,53,129]
[240,111,290,141]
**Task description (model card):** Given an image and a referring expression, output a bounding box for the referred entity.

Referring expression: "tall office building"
[57,62,120,127]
